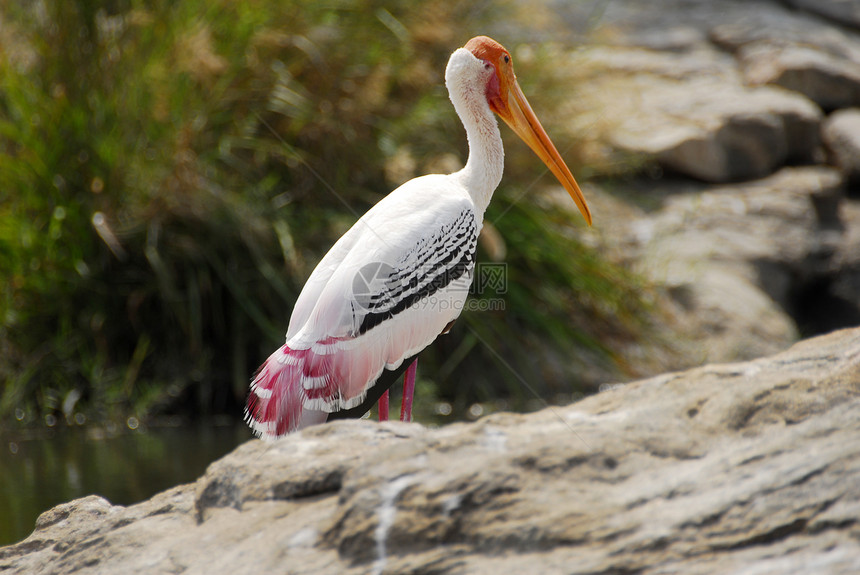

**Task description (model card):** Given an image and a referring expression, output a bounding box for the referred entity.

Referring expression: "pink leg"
[378,389,389,421]
[400,359,417,422]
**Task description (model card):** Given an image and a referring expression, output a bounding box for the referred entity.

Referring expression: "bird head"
[464,36,592,226]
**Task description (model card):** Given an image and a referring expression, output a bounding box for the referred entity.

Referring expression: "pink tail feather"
[244,343,334,439]
[245,333,407,439]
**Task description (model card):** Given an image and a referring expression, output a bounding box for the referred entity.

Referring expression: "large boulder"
[822,108,860,187]
[738,43,860,111]
[558,0,860,183]
[606,77,821,182]
[570,43,823,183]
[2,328,860,574]
[556,0,860,370]
[580,167,849,364]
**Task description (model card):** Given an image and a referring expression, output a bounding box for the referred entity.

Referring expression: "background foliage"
[0,0,651,428]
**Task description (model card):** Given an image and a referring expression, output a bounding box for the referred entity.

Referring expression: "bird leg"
[378,389,389,421]
[400,359,417,422]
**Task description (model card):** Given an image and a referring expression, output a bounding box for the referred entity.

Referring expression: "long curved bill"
[500,80,593,226]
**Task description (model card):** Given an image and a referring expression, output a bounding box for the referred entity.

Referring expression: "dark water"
[0,399,486,547]
[0,421,250,547]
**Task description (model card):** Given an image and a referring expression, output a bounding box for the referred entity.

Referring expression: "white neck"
[445,48,505,215]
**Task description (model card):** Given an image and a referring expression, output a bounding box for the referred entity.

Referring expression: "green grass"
[0,0,655,429]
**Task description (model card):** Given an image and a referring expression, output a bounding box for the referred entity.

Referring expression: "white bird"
[245,36,592,439]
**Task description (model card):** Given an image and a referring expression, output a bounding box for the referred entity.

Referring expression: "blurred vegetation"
[0,0,652,430]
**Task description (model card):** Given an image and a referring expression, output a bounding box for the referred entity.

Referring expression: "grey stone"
[739,43,860,111]
[823,108,860,186]
[576,167,850,367]
[709,7,860,61]
[572,47,823,182]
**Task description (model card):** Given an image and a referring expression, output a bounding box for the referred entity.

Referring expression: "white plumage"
[246,36,591,439]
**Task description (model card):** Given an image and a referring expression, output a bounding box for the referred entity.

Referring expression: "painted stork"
[245,36,592,439]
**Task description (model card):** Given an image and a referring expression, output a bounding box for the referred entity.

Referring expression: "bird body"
[246,37,591,440]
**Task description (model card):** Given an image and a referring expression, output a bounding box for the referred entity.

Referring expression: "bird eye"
[504,54,510,63]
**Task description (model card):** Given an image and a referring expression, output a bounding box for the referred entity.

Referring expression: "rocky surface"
[2,328,859,574]
[564,0,860,182]
[823,108,860,187]
[578,165,859,365]
[551,0,860,369]
[738,43,860,112]
[573,46,823,182]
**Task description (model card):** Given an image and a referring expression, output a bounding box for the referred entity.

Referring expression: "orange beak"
[496,71,592,226]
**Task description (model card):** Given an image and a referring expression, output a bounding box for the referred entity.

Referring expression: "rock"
[583,167,848,364]
[823,108,860,187]
[740,44,860,110]
[3,328,860,574]
[738,43,860,111]
[557,0,860,182]
[554,0,860,368]
[573,47,823,182]
[709,5,860,60]
[556,0,860,372]
[706,5,860,111]
[783,0,860,29]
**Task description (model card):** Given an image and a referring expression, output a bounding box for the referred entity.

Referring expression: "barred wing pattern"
[356,209,477,335]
